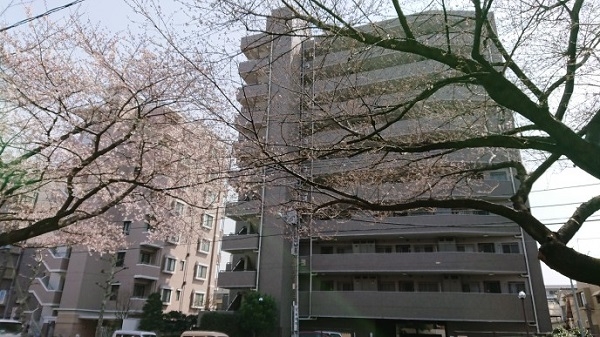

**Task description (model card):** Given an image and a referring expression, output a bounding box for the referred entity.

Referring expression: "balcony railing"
[299,291,534,322]
[301,252,527,274]
[29,277,62,305]
[221,234,260,252]
[225,199,261,220]
[217,270,257,289]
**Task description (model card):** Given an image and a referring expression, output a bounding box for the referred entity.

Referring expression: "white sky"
[3,0,599,286]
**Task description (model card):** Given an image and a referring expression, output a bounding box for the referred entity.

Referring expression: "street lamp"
[518,291,530,337]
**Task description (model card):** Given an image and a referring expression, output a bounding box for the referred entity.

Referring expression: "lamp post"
[518,291,530,337]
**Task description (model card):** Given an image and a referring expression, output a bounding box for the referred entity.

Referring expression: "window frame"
[202,214,214,229]
[139,250,156,265]
[115,252,126,267]
[163,256,177,274]
[191,291,205,309]
[198,239,211,253]
[109,284,120,301]
[195,264,208,280]
[502,242,520,254]
[161,288,172,304]
[122,221,131,235]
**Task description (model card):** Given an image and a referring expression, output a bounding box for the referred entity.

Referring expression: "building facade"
[560,282,600,336]
[220,8,552,337]
[12,195,225,337]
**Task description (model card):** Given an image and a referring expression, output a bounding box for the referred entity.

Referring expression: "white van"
[180,331,229,337]
[112,330,157,337]
[0,319,22,337]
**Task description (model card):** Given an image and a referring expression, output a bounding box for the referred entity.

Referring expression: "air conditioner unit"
[166,235,180,244]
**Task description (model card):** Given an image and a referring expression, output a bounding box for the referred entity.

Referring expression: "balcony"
[302,252,527,274]
[43,251,70,272]
[239,58,270,85]
[313,214,521,237]
[221,234,260,252]
[299,290,533,322]
[241,33,273,59]
[217,270,257,289]
[29,277,62,305]
[236,84,269,106]
[225,200,261,220]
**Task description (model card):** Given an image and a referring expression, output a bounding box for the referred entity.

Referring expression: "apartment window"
[198,239,211,253]
[161,288,172,304]
[478,243,496,253]
[321,246,334,254]
[320,280,334,291]
[139,250,156,265]
[133,284,147,298]
[115,252,126,267]
[0,290,7,304]
[418,282,440,292]
[109,284,120,300]
[502,242,520,254]
[490,171,508,181]
[191,292,205,308]
[413,244,436,253]
[508,282,526,294]
[375,245,393,253]
[399,281,415,292]
[462,282,481,293]
[180,260,186,271]
[483,281,501,293]
[457,244,475,252]
[202,214,214,229]
[174,201,185,215]
[378,281,396,291]
[164,257,177,273]
[396,245,411,253]
[176,289,182,301]
[353,241,375,253]
[577,292,587,307]
[122,221,131,235]
[204,190,217,205]
[195,264,208,280]
[338,281,353,291]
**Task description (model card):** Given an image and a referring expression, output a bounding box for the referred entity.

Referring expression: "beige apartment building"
[560,282,600,336]
[220,7,551,337]
[17,197,225,337]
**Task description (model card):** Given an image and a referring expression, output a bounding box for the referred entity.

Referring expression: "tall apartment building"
[220,8,551,337]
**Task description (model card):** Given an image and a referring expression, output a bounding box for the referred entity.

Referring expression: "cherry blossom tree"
[0,10,229,251]
[186,0,600,285]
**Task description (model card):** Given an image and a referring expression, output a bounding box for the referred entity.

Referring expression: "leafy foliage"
[139,293,164,332]
[238,292,277,337]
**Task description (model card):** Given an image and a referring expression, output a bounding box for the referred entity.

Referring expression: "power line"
[530,182,600,193]
[0,0,85,33]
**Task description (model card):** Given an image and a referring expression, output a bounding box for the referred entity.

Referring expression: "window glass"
[203,214,214,228]
[195,265,208,279]
[164,257,176,273]
[123,221,131,235]
[478,243,495,253]
[502,242,520,254]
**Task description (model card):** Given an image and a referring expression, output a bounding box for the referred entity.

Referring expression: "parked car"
[0,319,22,337]
[300,331,343,337]
[180,331,229,337]
[111,330,157,337]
